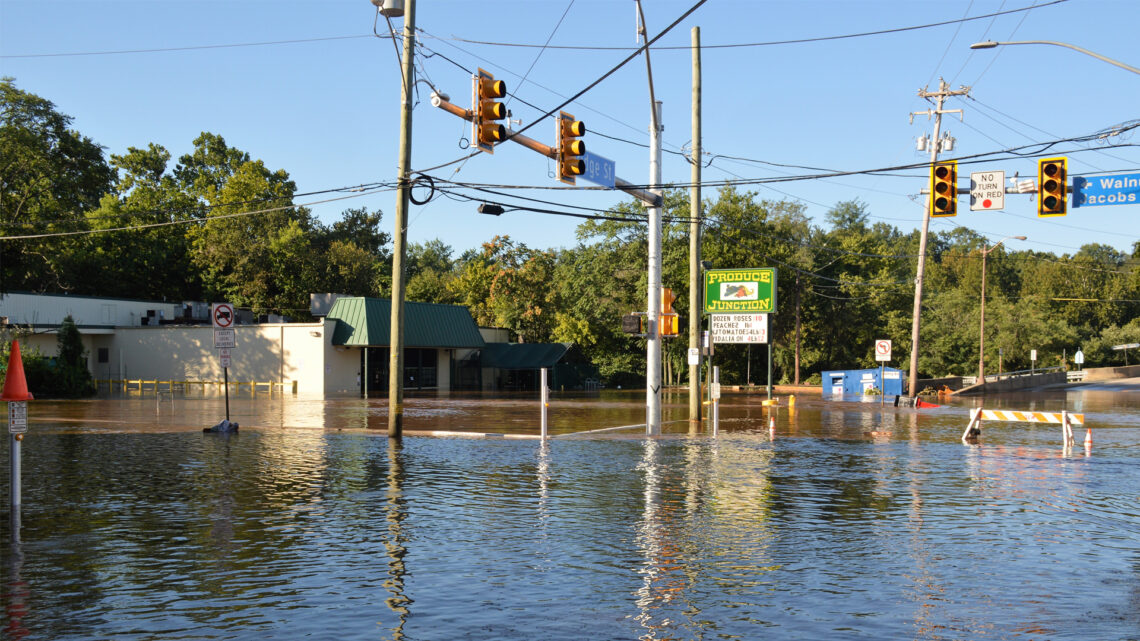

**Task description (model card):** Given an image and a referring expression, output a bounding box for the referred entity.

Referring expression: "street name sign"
[710,313,768,344]
[1073,172,1140,208]
[875,339,892,362]
[581,152,615,188]
[704,268,776,314]
[969,171,1005,211]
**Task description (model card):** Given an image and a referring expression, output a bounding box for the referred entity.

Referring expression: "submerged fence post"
[540,368,549,439]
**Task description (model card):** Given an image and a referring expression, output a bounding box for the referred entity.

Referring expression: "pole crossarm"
[431,94,662,207]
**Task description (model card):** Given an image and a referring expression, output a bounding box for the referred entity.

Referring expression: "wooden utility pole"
[907,78,968,397]
[388,0,416,438]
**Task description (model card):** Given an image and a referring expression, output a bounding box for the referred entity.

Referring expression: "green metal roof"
[480,342,571,369]
[326,297,485,348]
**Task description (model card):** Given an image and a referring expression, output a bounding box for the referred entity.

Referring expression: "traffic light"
[1037,156,1067,217]
[659,288,679,337]
[929,160,958,217]
[557,111,586,184]
[473,68,507,153]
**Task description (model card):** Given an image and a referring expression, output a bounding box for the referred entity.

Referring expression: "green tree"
[0,78,114,292]
[180,133,317,315]
[406,239,456,303]
[79,143,203,299]
[23,315,95,398]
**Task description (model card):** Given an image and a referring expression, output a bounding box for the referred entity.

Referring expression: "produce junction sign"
[703,268,776,314]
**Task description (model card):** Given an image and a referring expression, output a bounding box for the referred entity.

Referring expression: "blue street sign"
[581,152,615,188]
[1072,172,1140,208]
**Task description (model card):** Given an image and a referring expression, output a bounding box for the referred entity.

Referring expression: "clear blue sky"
[2,0,1137,259]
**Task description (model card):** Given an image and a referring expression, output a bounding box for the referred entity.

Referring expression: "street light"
[970,40,1140,76]
[978,235,1026,384]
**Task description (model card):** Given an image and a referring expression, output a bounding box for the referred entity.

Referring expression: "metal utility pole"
[906,78,968,397]
[688,26,702,428]
[387,0,416,438]
[646,99,664,435]
[637,0,664,436]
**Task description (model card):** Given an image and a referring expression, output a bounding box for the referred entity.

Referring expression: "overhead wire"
[410,0,709,176]
[435,0,1070,51]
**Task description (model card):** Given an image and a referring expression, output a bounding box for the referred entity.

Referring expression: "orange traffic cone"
[2,341,34,401]
[1084,426,1092,448]
[769,416,775,431]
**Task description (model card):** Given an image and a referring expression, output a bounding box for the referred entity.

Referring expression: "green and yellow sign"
[704,268,776,314]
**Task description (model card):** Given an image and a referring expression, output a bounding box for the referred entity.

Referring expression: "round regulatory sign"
[213,303,234,328]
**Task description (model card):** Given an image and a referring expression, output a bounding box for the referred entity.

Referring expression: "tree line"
[3,78,1138,387]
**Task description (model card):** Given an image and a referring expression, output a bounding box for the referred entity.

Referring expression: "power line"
[0,189,388,240]
[0,34,371,59]
[436,0,1069,50]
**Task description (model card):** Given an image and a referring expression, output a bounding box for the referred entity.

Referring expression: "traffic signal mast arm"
[430,91,661,207]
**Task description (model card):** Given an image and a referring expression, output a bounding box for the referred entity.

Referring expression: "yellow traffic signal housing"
[1037,156,1067,217]
[473,68,507,153]
[557,111,586,184]
[929,160,958,217]
[659,287,679,337]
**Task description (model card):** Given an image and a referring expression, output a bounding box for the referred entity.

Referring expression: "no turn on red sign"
[970,171,1005,211]
[875,339,892,362]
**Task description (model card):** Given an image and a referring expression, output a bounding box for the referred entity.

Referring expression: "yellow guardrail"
[96,379,298,395]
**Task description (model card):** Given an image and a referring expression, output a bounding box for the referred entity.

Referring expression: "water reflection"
[383,439,409,639]
[1,390,1138,639]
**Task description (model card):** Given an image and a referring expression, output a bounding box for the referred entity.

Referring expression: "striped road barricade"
[962,408,1085,445]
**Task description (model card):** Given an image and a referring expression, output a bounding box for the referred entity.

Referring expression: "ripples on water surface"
[2,391,1139,640]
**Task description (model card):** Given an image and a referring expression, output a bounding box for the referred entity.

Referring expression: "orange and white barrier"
[962,407,1085,444]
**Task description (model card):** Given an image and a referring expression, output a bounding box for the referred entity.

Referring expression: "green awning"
[326,297,485,348]
[480,342,571,369]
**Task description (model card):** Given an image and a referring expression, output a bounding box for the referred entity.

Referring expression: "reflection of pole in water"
[384,439,411,639]
[633,440,696,639]
[4,521,29,639]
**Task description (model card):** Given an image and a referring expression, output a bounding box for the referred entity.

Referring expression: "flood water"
[3,388,1139,640]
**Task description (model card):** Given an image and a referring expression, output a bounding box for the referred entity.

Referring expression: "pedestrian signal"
[660,288,679,337]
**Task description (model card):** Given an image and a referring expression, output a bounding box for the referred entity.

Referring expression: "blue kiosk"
[822,367,906,397]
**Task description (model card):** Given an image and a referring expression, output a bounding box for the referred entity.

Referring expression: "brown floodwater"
[3,386,1138,640]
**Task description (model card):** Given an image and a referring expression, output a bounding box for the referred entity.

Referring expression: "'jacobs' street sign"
[703,268,776,314]
[1073,172,1140,208]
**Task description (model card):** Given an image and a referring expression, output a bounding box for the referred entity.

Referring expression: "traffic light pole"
[646,100,664,436]
[430,96,661,208]
[906,79,969,397]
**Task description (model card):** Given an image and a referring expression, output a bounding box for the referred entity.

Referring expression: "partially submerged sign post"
[208,303,238,432]
[4,341,34,518]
